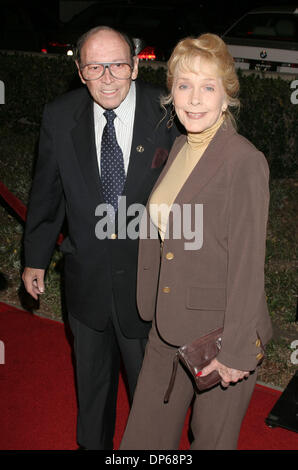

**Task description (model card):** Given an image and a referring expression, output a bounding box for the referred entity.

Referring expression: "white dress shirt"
[93,81,136,176]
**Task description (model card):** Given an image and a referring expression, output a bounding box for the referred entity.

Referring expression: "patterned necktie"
[100,110,126,214]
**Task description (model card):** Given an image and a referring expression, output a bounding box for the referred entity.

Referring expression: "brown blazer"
[136,120,273,372]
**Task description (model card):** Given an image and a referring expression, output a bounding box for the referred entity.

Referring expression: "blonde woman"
[120,33,272,450]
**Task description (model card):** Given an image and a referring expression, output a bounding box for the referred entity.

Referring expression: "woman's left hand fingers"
[221,380,230,388]
[201,359,250,387]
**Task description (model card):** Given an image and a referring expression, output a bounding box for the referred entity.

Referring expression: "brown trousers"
[120,322,257,450]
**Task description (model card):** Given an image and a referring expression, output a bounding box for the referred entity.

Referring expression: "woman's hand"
[200,358,250,388]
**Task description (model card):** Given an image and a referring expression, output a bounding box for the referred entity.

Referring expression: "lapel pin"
[136,145,144,153]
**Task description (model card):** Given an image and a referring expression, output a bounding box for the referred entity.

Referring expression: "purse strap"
[164,352,179,404]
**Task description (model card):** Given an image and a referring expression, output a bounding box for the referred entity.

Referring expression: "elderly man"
[22,26,179,450]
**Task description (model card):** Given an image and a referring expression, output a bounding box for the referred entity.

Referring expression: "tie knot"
[104,109,116,123]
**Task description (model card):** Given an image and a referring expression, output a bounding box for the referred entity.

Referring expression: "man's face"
[76,30,138,109]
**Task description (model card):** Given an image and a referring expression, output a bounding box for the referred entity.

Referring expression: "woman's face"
[172,56,228,133]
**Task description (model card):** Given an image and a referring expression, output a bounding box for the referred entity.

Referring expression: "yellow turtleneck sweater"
[149,115,224,241]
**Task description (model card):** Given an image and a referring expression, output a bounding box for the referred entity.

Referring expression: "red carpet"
[0,301,297,450]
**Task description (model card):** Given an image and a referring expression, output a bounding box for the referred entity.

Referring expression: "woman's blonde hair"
[162,33,240,127]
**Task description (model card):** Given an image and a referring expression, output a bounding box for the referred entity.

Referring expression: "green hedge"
[0,52,297,178]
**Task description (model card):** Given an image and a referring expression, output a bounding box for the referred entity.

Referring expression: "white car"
[222,6,298,74]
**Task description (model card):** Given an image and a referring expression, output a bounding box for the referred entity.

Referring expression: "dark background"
[4,0,295,34]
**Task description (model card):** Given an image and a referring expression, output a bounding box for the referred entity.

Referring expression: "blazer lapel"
[71,95,104,204]
[150,120,236,209]
[175,121,236,205]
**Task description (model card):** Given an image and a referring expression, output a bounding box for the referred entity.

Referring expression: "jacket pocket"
[186,286,226,311]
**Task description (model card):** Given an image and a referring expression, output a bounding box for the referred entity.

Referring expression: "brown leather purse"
[164,327,224,403]
[164,328,265,403]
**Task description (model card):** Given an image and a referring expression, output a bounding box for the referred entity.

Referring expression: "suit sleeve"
[24,105,65,269]
[216,150,270,371]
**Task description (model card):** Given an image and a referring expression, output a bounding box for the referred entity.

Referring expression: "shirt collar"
[93,81,136,126]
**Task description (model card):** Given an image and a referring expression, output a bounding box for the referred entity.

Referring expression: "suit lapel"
[71,95,104,204]
[71,83,159,209]
[122,81,158,207]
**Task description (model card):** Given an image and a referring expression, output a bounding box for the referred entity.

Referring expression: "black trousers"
[68,298,147,450]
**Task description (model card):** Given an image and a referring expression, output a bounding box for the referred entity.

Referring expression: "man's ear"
[131,56,139,81]
[75,60,86,85]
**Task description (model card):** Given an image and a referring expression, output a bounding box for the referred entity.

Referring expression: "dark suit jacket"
[24,80,179,337]
[137,120,273,371]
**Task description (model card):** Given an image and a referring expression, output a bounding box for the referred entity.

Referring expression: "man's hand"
[200,358,250,388]
[22,267,45,300]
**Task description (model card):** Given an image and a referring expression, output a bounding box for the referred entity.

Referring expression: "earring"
[167,104,176,129]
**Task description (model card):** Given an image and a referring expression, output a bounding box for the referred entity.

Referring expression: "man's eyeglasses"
[80,62,133,81]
